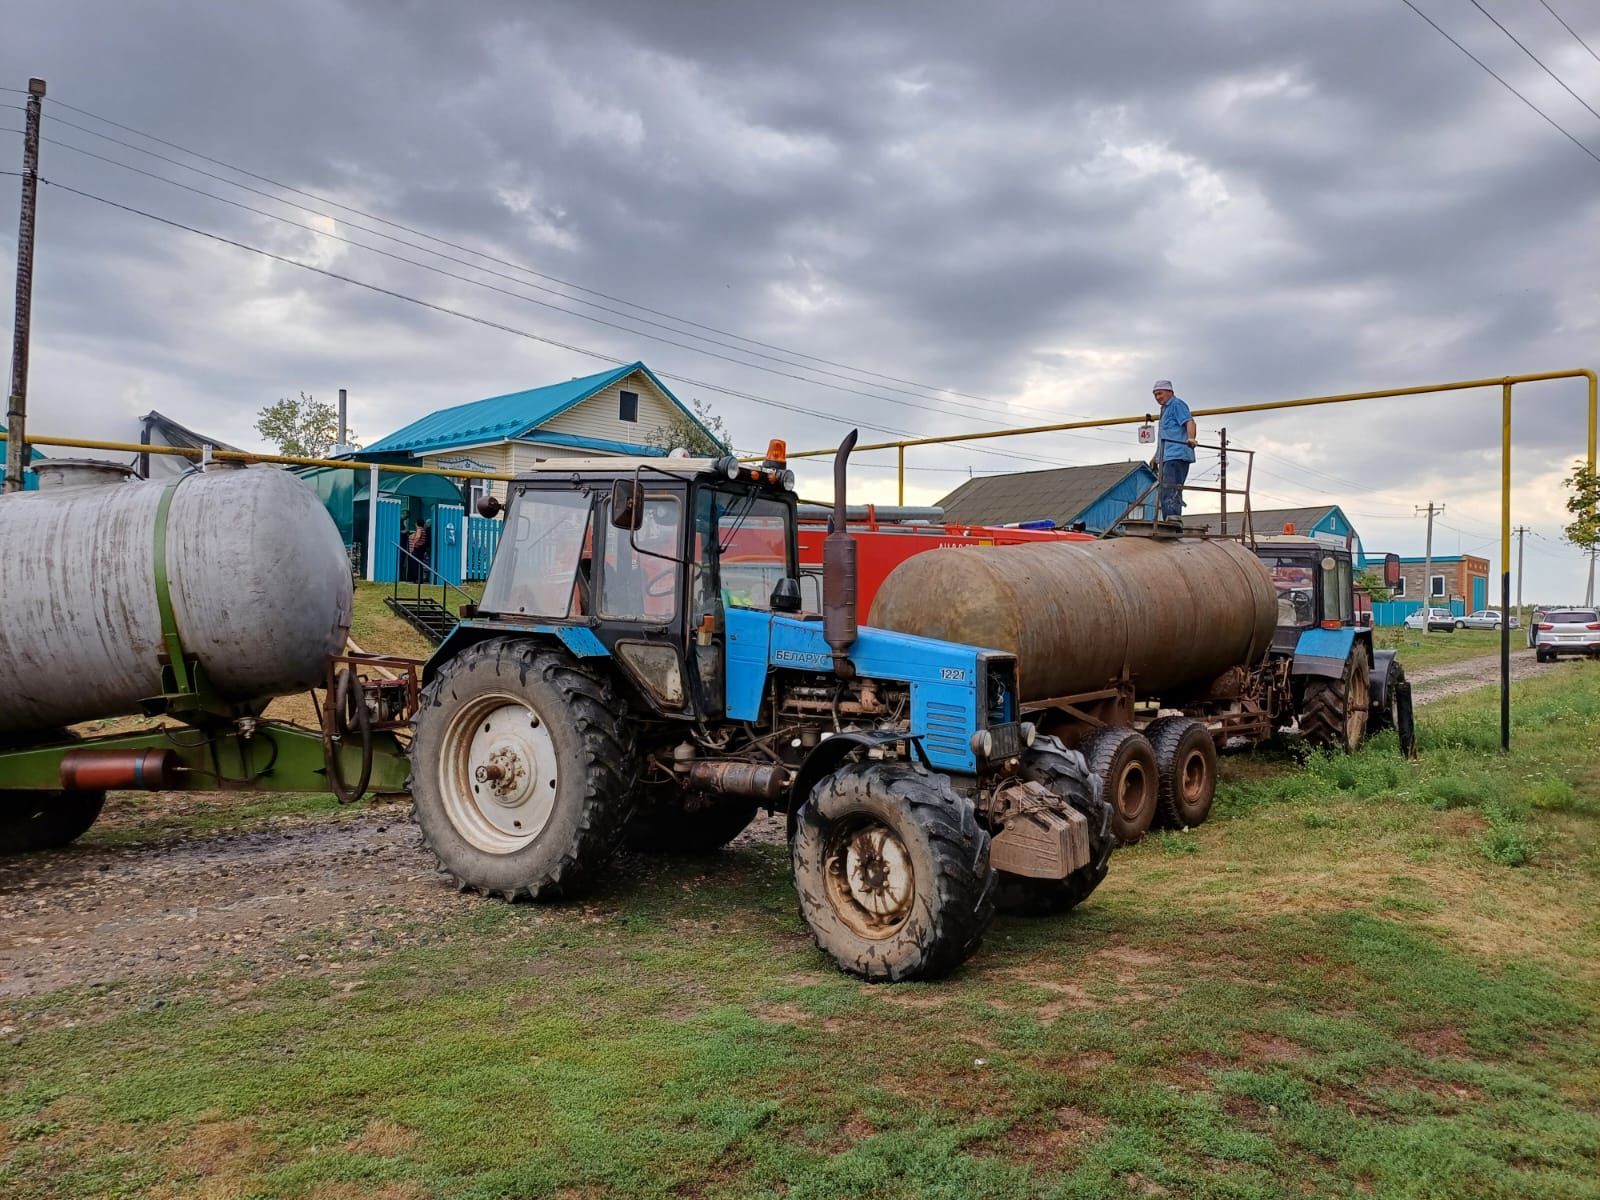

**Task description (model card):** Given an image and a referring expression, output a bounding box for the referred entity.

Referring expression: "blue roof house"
[359,361,717,501]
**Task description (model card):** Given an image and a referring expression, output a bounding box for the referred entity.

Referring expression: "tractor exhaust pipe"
[824,429,859,680]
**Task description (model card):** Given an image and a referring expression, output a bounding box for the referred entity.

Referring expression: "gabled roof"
[936,461,1153,527]
[361,361,708,457]
[1182,504,1341,537]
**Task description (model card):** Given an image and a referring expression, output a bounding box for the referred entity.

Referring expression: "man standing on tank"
[1151,379,1196,521]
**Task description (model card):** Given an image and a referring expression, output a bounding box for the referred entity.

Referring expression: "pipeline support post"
[366,462,381,582]
[1501,383,1512,753]
[897,443,905,506]
[4,78,45,495]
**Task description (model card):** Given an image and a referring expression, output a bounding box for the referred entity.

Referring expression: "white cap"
[1152,379,1173,392]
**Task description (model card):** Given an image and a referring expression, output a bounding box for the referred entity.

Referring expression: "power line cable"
[1536,0,1600,67]
[1468,0,1600,124]
[35,174,1112,472]
[1398,0,1600,166]
[44,95,1098,422]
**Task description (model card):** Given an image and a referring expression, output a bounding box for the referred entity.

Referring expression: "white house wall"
[537,370,681,449]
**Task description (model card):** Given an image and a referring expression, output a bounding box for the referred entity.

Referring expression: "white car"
[1460,609,1520,630]
[1404,607,1458,632]
[1534,609,1600,661]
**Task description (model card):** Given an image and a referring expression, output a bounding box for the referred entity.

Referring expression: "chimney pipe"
[823,429,859,679]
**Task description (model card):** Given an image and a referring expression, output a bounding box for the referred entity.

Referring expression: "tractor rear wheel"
[1080,726,1160,843]
[996,736,1116,916]
[409,637,639,900]
[1146,716,1217,829]
[625,785,758,855]
[1300,650,1370,752]
[792,761,994,982]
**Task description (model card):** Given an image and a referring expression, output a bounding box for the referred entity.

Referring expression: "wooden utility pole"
[4,77,45,494]
[1416,502,1443,628]
[1513,525,1529,616]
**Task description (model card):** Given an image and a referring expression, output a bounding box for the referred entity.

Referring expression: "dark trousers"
[1159,458,1190,519]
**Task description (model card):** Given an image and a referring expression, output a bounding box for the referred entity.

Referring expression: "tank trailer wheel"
[0,789,106,854]
[625,783,759,855]
[409,638,639,901]
[1145,717,1218,830]
[996,736,1116,916]
[0,730,107,854]
[792,761,995,982]
[1300,650,1371,753]
[1080,726,1160,844]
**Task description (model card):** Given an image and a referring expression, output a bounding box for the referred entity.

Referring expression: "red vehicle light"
[1588,623,1600,631]
[1538,623,1554,630]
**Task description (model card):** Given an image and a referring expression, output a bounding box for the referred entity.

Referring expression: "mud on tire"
[792,761,994,982]
[1368,655,1405,735]
[1080,726,1160,844]
[996,735,1116,916]
[409,637,639,900]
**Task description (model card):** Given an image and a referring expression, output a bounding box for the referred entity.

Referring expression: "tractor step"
[385,596,458,644]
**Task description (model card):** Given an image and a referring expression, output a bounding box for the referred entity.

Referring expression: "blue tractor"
[409,432,1114,980]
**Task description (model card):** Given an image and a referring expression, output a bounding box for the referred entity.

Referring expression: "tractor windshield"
[481,489,594,619]
[1264,556,1317,628]
[694,487,797,612]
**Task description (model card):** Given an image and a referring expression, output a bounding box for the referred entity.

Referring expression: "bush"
[1477,800,1533,867]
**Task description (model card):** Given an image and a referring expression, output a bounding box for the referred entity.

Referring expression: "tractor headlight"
[713,455,740,479]
[1021,721,1037,748]
[969,729,993,758]
[778,468,796,492]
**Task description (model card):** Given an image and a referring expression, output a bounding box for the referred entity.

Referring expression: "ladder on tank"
[1104,429,1256,543]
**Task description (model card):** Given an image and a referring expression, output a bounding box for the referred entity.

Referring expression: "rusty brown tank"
[867,536,1278,702]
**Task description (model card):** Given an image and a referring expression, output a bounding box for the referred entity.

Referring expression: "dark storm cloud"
[2,0,1598,591]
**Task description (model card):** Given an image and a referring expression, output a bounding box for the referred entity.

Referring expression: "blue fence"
[372,498,401,583]
[467,515,502,580]
[432,503,465,586]
[1372,597,1468,626]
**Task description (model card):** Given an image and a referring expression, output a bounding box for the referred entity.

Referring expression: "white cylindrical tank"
[0,466,353,734]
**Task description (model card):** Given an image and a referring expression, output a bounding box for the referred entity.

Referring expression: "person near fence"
[409,518,431,580]
[1150,379,1196,520]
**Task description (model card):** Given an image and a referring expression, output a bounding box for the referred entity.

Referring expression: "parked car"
[1461,609,1520,630]
[1404,607,1458,632]
[1534,609,1600,662]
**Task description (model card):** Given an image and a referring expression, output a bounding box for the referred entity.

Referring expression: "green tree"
[644,397,732,457]
[1563,462,1600,550]
[1355,567,1393,603]
[254,392,354,458]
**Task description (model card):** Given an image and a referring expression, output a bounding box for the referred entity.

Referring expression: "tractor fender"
[785,730,925,838]
[423,620,609,683]
[1370,648,1400,712]
[1288,626,1368,681]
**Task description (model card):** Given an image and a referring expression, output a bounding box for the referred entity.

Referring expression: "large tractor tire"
[625,785,758,855]
[996,736,1116,916]
[0,789,105,853]
[1299,650,1371,753]
[1146,716,1218,830]
[792,761,994,982]
[1080,726,1160,843]
[409,638,639,900]
[1368,655,1406,735]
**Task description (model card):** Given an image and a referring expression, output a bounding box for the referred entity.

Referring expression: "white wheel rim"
[438,693,559,854]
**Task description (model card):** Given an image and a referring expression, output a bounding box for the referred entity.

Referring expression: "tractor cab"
[442,446,805,724]
[1254,536,1360,655]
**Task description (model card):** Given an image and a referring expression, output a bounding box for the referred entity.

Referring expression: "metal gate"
[372,497,401,583]
[432,503,465,586]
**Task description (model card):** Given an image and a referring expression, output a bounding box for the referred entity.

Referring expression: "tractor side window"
[481,489,593,619]
[1266,557,1316,627]
[600,495,682,621]
[1323,558,1353,624]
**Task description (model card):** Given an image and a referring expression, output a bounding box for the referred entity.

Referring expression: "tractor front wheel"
[1369,656,1406,735]
[1300,650,1371,753]
[996,736,1115,916]
[792,762,994,982]
[409,638,639,900]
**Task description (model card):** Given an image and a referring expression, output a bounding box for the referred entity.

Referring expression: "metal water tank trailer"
[0,465,353,734]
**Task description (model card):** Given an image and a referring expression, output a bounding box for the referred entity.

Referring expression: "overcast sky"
[2,0,1598,600]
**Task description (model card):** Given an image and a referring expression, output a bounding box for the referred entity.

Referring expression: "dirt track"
[1404,645,1561,705]
[0,653,1569,1010]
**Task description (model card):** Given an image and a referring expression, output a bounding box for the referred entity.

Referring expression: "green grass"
[6,667,1600,1198]
[1375,625,1521,672]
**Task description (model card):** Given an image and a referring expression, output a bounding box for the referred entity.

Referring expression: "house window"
[1430,574,1445,597]
[1392,576,1406,598]
[468,480,489,513]
[619,390,639,423]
